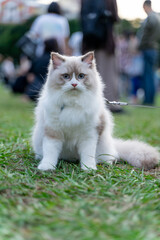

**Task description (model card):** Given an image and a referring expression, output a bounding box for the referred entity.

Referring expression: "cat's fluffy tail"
[114,139,159,170]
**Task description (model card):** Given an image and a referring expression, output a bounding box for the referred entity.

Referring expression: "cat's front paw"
[38,162,56,171]
[81,164,97,171]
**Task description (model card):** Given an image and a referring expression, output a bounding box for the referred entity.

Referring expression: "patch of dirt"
[145,166,160,178]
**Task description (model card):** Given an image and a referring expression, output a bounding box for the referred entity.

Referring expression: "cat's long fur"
[32,52,159,171]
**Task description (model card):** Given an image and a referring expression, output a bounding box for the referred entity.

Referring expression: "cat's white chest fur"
[45,90,100,129]
[59,105,86,127]
[42,95,99,162]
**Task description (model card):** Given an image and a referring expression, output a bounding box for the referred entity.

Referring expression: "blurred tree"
[115,19,136,34]
[131,18,142,29]
[69,18,81,35]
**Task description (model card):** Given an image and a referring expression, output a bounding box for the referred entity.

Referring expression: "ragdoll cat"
[32,52,159,171]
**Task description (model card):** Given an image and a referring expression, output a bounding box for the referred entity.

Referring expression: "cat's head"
[47,52,102,94]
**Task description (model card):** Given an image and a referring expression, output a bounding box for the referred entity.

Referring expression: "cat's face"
[47,52,98,94]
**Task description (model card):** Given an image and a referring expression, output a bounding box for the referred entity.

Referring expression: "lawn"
[0,84,160,240]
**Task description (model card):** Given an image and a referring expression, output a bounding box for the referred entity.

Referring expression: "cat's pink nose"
[72,83,77,88]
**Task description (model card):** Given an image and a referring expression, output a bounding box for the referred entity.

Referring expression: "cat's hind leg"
[32,124,44,160]
[78,134,98,170]
[96,133,118,165]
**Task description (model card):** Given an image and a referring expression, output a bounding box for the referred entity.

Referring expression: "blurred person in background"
[138,0,160,105]
[117,32,144,102]
[12,38,59,101]
[1,57,15,86]
[30,1,70,56]
[12,55,31,94]
[127,32,144,104]
[24,38,59,101]
[69,31,83,56]
[81,0,121,113]
[0,54,4,81]
[116,32,131,99]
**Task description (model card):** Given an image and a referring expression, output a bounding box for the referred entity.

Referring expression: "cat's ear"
[81,51,94,68]
[51,52,65,69]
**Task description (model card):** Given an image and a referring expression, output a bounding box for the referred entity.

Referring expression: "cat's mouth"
[68,87,81,94]
[70,87,79,91]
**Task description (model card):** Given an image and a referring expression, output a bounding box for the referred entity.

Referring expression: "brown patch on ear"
[81,51,94,68]
[97,114,105,136]
[51,52,65,69]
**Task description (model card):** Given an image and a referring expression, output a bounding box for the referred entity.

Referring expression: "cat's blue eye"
[62,74,70,79]
[78,73,85,79]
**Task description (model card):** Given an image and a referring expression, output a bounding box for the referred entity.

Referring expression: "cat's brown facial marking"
[64,62,82,76]
[60,72,87,82]
[58,61,92,90]
[48,51,97,91]
[50,74,65,89]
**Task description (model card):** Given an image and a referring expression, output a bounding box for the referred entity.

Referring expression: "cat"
[32,51,159,171]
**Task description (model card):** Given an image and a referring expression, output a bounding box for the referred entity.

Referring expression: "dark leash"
[105,99,160,109]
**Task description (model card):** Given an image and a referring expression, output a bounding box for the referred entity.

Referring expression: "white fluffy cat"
[32,52,159,171]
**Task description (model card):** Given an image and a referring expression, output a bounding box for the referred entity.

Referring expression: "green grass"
[0,84,160,240]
